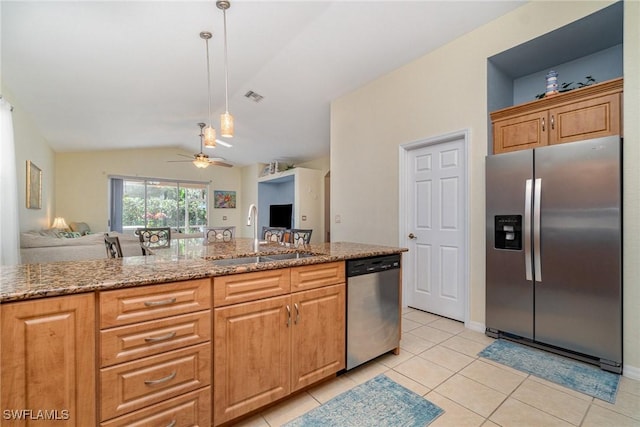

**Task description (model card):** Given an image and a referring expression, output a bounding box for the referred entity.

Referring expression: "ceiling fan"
[169,123,233,168]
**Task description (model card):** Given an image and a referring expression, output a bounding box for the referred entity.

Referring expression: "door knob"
[408,233,416,240]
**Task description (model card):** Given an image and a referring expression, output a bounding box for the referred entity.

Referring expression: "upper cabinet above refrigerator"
[490,78,623,154]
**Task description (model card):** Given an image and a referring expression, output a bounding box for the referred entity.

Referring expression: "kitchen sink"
[210,256,269,266]
[211,252,316,266]
[261,252,316,261]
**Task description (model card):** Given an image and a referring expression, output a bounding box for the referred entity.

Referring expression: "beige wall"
[331,1,640,376]
[55,147,243,233]
[3,88,57,232]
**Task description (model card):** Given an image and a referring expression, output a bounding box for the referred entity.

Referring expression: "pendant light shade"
[200,31,216,148]
[204,126,216,148]
[217,0,234,137]
[220,112,234,138]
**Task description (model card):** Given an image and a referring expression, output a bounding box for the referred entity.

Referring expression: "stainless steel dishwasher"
[346,254,401,370]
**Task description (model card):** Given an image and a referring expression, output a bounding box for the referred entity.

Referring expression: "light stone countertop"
[0,238,407,303]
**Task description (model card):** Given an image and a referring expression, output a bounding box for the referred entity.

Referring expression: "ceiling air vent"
[244,90,264,103]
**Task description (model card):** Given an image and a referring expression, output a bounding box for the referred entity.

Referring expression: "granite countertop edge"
[0,241,408,303]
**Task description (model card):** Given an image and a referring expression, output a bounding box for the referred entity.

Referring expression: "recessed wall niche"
[486,1,623,153]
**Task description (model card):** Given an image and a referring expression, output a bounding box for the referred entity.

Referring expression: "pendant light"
[217,0,234,138]
[200,31,216,148]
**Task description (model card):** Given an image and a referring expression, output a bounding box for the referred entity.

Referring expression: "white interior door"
[403,134,467,321]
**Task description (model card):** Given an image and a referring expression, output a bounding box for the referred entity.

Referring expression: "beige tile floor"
[234,308,640,427]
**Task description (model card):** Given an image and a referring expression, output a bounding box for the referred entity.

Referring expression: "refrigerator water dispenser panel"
[495,215,522,250]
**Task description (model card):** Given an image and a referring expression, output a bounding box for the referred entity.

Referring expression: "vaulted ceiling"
[2,1,524,166]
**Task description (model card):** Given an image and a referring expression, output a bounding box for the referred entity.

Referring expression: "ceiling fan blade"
[176,153,194,159]
[167,160,193,163]
[208,160,233,167]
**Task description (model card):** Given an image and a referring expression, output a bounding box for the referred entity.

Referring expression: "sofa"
[20,227,144,264]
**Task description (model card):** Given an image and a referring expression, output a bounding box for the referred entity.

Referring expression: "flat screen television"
[269,204,292,228]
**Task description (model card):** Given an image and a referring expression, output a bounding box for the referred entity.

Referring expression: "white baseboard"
[466,320,485,333]
[623,363,640,380]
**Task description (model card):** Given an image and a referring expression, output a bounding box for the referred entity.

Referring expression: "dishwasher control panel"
[346,254,401,277]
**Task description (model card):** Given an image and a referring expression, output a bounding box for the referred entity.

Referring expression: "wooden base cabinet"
[1,293,96,426]
[492,78,622,154]
[214,283,346,425]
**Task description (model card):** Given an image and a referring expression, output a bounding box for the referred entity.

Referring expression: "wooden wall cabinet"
[1,293,96,426]
[491,78,622,154]
[213,263,346,425]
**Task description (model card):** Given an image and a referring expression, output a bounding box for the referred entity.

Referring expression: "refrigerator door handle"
[533,178,542,282]
[524,179,533,281]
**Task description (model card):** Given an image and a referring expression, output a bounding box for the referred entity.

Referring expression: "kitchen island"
[0,239,406,426]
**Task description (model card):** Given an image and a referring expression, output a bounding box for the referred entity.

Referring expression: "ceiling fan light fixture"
[193,158,210,168]
[220,112,234,138]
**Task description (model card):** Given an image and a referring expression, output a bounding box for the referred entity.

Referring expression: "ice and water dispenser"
[494,215,522,250]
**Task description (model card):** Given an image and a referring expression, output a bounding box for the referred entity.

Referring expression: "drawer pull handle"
[167,421,177,427]
[144,331,176,343]
[144,371,176,386]
[294,303,300,324]
[144,297,177,307]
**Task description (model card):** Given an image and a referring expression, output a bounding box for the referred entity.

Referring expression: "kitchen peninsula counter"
[0,239,407,302]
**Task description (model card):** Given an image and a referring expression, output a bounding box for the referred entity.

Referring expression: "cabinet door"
[493,110,548,154]
[213,295,291,425]
[291,284,346,392]
[548,93,621,145]
[1,293,96,426]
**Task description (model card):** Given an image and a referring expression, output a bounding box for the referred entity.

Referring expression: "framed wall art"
[214,190,236,208]
[26,160,42,209]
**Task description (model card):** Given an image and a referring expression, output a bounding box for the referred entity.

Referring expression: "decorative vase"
[545,70,559,96]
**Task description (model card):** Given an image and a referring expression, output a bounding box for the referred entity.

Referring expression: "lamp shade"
[204,126,216,148]
[220,112,234,138]
[52,217,68,229]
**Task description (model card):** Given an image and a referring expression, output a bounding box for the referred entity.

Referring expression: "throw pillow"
[69,222,91,235]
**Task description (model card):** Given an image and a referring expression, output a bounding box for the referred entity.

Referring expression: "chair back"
[104,234,123,258]
[290,229,313,245]
[205,226,236,243]
[136,227,171,255]
[262,226,287,243]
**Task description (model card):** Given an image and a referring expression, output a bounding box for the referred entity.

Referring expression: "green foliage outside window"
[121,180,207,233]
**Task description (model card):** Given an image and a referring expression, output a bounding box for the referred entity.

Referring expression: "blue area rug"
[478,339,620,403]
[284,374,444,427]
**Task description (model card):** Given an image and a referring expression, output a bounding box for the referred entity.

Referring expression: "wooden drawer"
[100,310,211,367]
[100,343,211,421]
[213,269,290,307]
[100,387,211,427]
[100,279,211,328]
[291,262,345,292]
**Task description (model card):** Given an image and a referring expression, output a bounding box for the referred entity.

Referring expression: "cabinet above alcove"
[487,1,623,153]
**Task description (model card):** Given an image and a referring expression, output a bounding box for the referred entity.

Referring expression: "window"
[109,177,208,235]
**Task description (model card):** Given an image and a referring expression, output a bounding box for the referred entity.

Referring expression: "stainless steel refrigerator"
[485,135,622,373]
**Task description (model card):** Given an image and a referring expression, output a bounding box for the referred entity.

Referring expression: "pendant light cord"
[205,37,213,128]
[223,8,229,114]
